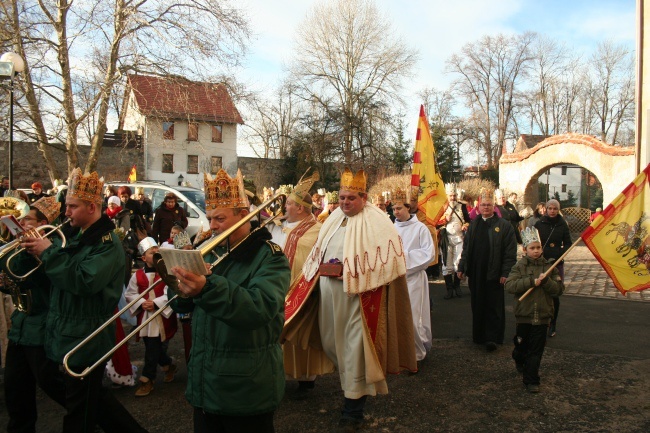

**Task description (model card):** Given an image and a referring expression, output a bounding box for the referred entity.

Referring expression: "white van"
[107,181,209,239]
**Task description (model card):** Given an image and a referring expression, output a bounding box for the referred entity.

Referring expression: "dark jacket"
[171,226,290,416]
[152,204,188,244]
[534,215,572,262]
[458,215,518,281]
[0,252,51,346]
[40,215,124,368]
[505,255,564,324]
[497,201,523,244]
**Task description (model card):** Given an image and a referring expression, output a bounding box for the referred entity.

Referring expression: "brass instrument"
[0,197,30,243]
[0,220,69,281]
[0,270,32,314]
[63,193,287,378]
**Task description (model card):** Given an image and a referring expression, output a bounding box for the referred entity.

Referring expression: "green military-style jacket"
[39,215,125,368]
[0,251,51,346]
[173,226,290,416]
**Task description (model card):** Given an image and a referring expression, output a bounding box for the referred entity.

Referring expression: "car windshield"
[180,190,206,212]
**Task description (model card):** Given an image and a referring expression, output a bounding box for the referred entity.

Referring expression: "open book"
[157,248,209,275]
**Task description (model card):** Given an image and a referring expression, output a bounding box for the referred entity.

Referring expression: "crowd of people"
[0,169,576,433]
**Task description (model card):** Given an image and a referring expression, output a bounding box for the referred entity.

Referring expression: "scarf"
[106,206,123,219]
[302,203,406,294]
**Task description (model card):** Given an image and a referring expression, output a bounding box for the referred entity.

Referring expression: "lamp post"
[177,173,184,186]
[0,52,25,190]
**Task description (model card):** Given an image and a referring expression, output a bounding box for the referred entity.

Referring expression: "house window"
[210,156,222,174]
[163,122,175,140]
[188,122,199,141]
[211,124,223,143]
[561,166,567,175]
[162,154,174,173]
[561,184,567,193]
[187,155,198,174]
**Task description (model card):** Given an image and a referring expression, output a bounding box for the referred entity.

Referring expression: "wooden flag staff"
[518,237,584,301]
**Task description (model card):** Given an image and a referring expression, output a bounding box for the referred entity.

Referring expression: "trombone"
[0,220,69,281]
[63,193,287,378]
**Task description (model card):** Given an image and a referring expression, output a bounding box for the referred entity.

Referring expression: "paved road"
[432,243,650,358]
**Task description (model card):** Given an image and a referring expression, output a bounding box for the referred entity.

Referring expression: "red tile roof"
[127,74,243,124]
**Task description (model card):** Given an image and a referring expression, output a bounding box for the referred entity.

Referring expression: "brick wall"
[0,141,143,190]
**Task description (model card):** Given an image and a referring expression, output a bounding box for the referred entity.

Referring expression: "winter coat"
[505,255,564,324]
[534,215,572,262]
[171,226,290,416]
[152,204,188,244]
[40,215,125,368]
[0,252,51,346]
[458,215,518,281]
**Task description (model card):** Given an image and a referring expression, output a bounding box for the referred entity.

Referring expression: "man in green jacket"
[171,169,290,433]
[20,168,146,433]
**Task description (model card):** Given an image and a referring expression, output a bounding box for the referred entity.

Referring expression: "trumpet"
[63,193,287,378]
[0,220,69,281]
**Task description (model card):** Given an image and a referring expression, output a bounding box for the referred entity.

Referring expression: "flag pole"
[518,237,584,301]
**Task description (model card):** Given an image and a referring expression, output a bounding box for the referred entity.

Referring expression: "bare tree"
[290,0,417,165]
[588,41,635,145]
[1,0,250,181]
[447,32,536,168]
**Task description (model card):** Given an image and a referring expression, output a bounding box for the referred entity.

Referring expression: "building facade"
[120,74,243,187]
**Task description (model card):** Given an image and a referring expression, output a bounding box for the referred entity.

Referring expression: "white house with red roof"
[119,74,244,187]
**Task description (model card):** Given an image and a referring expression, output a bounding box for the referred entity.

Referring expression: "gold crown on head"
[291,171,319,208]
[392,187,409,204]
[67,168,104,205]
[326,191,339,202]
[277,184,294,195]
[373,194,385,205]
[445,183,458,195]
[204,169,249,209]
[479,188,494,203]
[521,227,542,247]
[340,168,366,193]
[31,196,61,224]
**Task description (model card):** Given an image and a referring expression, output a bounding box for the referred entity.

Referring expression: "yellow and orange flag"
[581,163,650,294]
[411,104,447,226]
[127,164,137,183]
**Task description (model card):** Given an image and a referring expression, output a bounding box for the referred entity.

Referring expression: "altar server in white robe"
[392,187,435,361]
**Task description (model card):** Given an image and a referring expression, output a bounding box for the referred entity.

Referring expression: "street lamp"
[177,173,184,186]
[0,52,26,190]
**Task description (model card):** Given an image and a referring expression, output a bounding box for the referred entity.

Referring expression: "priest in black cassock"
[457,189,517,352]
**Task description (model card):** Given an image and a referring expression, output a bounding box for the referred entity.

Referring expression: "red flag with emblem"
[581,163,650,294]
[411,105,447,226]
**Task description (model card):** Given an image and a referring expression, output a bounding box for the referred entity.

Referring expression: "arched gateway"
[499,133,636,206]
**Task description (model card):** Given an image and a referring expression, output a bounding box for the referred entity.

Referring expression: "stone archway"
[499,133,636,207]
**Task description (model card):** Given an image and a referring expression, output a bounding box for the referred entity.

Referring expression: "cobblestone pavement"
[562,244,650,302]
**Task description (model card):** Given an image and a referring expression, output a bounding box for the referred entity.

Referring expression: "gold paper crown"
[67,168,104,205]
[340,168,366,193]
[291,171,319,208]
[31,196,61,224]
[372,194,385,205]
[204,169,249,209]
[326,191,339,202]
[445,183,458,195]
[521,227,541,247]
[277,184,294,195]
[479,188,494,203]
[173,231,192,249]
[392,187,408,204]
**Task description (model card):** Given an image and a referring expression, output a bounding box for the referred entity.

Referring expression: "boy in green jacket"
[505,227,563,393]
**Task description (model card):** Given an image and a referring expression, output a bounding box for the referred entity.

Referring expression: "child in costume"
[504,227,563,393]
[125,237,178,397]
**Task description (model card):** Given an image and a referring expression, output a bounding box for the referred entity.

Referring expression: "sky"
[234,0,637,156]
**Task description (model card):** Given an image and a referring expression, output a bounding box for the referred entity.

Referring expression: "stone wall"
[237,156,285,194]
[0,141,143,190]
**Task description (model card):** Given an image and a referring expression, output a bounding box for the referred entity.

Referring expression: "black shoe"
[485,342,498,352]
[332,417,364,433]
[526,384,540,393]
[444,289,454,299]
